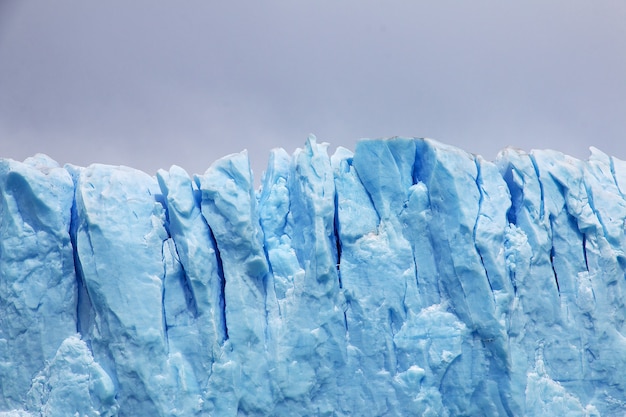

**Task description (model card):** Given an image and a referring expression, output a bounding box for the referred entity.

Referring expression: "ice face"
[1,138,625,416]
[0,155,76,411]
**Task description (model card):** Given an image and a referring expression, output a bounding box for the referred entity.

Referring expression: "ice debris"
[1,137,625,416]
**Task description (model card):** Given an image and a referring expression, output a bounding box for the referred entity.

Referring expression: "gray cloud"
[0,1,624,184]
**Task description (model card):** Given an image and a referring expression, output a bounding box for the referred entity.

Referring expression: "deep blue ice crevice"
[333,188,343,289]
[528,153,561,299]
[531,150,589,300]
[66,165,96,342]
[548,216,561,295]
[159,240,170,354]
[196,150,275,415]
[67,165,121,396]
[330,146,375,332]
[332,182,349,337]
[582,233,589,271]
[158,166,228,358]
[280,137,348,410]
[210,228,229,342]
[472,158,490,279]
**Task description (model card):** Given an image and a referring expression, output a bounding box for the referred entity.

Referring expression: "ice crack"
[473,158,497,304]
[209,227,229,342]
[68,181,95,343]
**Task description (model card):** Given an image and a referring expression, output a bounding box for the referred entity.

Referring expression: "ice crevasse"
[1,137,626,416]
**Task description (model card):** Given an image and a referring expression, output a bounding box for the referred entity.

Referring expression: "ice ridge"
[1,137,625,416]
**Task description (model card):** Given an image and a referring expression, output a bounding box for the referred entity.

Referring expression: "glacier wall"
[1,138,626,416]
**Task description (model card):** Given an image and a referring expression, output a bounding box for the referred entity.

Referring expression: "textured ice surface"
[2,137,626,416]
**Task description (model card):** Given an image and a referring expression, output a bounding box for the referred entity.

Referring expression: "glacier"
[1,137,626,416]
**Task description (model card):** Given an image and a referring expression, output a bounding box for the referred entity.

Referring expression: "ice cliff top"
[2,137,626,416]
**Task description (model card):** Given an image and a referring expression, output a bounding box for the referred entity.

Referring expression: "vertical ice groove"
[71,197,100,349]
[532,156,561,299]
[474,155,516,334]
[158,164,229,366]
[155,171,208,318]
[473,157,496,303]
[497,149,562,302]
[528,154,545,220]
[68,168,95,340]
[411,247,420,289]
[332,179,349,334]
[548,216,561,296]
[171,243,198,317]
[333,188,343,289]
[160,241,170,355]
[497,158,524,227]
[212,228,229,341]
[582,233,589,271]
[192,175,230,343]
[198,187,229,344]
[156,194,173,356]
[196,151,275,415]
[415,140,501,330]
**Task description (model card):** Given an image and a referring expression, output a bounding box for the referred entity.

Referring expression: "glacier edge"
[1,137,625,416]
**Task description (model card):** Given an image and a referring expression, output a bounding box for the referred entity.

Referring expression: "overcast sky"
[0,1,624,184]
